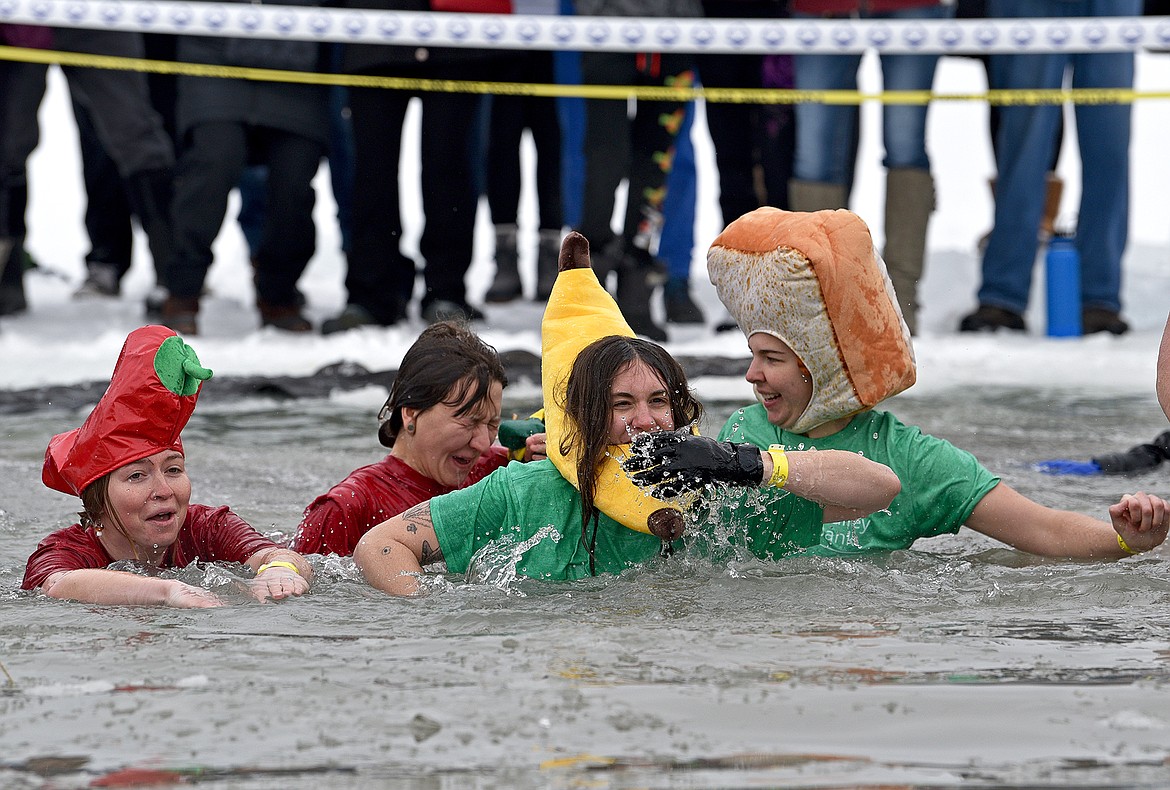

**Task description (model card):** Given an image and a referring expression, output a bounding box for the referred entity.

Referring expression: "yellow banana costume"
[542,233,685,540]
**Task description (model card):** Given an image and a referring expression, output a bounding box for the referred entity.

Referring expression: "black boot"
[485,224,522,303]
[612,242,667,342]
[534,228,561,302]
[664,278,705,325]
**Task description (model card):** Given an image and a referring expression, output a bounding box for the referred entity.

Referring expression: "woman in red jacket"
[22,326,313,607]
[293,321,546,556]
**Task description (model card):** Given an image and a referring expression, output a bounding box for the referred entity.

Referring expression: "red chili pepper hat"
[42,325,214,497]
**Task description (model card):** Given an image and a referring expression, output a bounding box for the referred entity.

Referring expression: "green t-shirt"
[719,404,1000,554]
[430,458,826,580]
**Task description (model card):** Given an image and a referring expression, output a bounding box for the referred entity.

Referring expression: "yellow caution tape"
[1,45,1166,105]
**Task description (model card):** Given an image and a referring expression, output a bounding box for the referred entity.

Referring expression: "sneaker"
[258,301,312,333]
[958,305,1027,333]
[321,303,403,335]
[664,281,705,325]
[1082,307,1129,336]
[422,299,485,325]
[74,263,121,299]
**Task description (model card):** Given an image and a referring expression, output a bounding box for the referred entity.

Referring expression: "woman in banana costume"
[354,233,900,596]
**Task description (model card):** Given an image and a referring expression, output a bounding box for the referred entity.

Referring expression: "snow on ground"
[2,52,1169,405]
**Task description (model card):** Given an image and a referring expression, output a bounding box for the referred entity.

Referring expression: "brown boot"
[883,167,935,335]
[161,296,199,335]
[1039,173,1064,240]
[258,301,312,333]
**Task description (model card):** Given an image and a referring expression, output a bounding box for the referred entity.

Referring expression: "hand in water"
[249,569,310,601]
[165,581,224,608]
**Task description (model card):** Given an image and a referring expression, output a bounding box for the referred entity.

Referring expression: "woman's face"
[608,359,675,444]
[397,379,504,488]
[745,333,813,429]
[105,450,191,551]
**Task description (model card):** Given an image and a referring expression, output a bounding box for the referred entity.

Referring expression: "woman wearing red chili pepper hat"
[22,325,313,607]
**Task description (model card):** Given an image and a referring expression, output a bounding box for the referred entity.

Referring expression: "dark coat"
[176,0,330,144]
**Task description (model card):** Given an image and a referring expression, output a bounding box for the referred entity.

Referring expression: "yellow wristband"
[257,560,302,576]
[765,445,789,489]
[1117,533,1139,556]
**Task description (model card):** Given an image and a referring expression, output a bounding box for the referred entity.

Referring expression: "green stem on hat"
[155,336,214,396]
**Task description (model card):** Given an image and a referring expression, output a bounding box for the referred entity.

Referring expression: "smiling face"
[393,378,504,489]
[103,450,191,556]
[745,332,814,430]
[607,359,676,445]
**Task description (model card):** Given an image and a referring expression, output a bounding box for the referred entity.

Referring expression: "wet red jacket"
[292,449,511,556]
[791,0,942,14]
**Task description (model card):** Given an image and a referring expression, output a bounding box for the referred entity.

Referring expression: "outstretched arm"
[40,569,223,608]
[966,482,1169,559]
[353,502,440,596]
[783,449,901,522]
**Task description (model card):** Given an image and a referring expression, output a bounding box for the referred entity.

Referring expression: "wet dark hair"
[378,321,508,448]
[558,335,702,564]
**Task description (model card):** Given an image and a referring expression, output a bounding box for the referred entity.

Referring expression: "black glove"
[623,430,765,496]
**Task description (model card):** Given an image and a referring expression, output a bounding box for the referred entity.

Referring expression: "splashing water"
[464,525,562,595]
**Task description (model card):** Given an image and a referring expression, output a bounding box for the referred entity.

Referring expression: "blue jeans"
[979,0,1138,314]
[793,4,954,184]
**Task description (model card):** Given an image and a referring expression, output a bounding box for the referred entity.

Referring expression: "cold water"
[3,387,1170,789]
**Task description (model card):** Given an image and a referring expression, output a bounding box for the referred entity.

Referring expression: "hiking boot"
[1082,307,1129,336]
[258,301,312,333]
[74,262,121,299]
[161,295,199,335]
[958,304,1026,333]
[321,303,405,335]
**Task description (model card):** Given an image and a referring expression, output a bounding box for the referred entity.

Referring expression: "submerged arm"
[40,569,223,607]
[245,547,314,601]
[353,502,441,596]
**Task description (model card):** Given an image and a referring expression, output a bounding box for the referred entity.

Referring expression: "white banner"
[0,1,1167,54]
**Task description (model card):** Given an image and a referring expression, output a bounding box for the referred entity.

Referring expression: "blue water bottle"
[1045,232,1081,337]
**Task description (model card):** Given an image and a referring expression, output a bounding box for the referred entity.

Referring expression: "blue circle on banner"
[939,23,962,48]
[275,12,296,34]
[447,17,471,40]
[762,25,785,46]
[1157,21,1170,45]
[30,1,50,22]
[65,2,86,22]
[1120,21,1144,45]
[310,13,332,35]
[1046,22,1071,46]
[656,23,679,46]
[903,24,926,49]
[344,15,366,36]
[586,22,610,45]
[483,19,505,41]
[1083,22,1106,46]
[136,5,158,26]
[832,25,855,47]
[169,6,192,29]
[379,16,401,38]
[0,1,15,20]
[518,20,540,42]
[621,23,645,45]
[975,23,999,47]
[797,25,820,47]
[205,8,227,29]
[727,23,749,48]
[691,23,715,48]
[1009,23,1035,47]
[551,20,574,43]
[240,10,261,31]
[868,24,891,47]
[413,17,436,39]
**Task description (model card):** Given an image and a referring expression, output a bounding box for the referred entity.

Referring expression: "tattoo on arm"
[420,540,442,566]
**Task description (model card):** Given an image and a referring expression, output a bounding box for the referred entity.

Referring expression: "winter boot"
[161,295,199,335]
[614,244,667,342]
[74,261,122,299]
[534,227,561,302]
[485,224,522,303]
[787,179,849,212]
[664,278,705,325]
[883,167,934,335]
